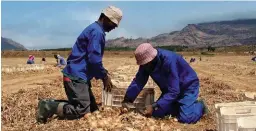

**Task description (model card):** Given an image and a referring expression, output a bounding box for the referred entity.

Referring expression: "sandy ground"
[1,53,256,131]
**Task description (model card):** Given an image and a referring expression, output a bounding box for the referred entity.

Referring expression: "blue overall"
[125,49,204,124]
[57,56,67,66]
[27,56,35,64]
[58,21,107,118]
[27,59,34,64]
[62,21,107,81]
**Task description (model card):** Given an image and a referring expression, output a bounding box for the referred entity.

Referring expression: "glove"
[103,74,113,92]
[120,101,129,114]
[120,95,132,113]
[143,105,153,117]
[120,100,136,115]
[121,101,135,109]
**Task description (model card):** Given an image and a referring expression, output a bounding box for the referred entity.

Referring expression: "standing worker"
[122,43,208,124]
[27,55,35,64]
[36,6,123,123]
[54,54,67,67]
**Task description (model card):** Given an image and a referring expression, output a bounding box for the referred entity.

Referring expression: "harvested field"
[1,52,256,131]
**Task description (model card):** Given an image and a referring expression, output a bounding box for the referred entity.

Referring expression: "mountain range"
[2,19,256,50]
[1,37,27,50]
[106,19,256,47]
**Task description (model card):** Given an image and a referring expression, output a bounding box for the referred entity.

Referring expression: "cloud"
[68,9,138,39]
[2,29,54,49]
[4,3,255,50]
[2,7,137,49]
[178,10,256,25]
[106,27,138,39]
[69,8,100,25]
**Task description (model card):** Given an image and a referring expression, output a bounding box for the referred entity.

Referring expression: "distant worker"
[252,56,256,62]
[54,54,66,67]
[36,5,123,124]
[122,43,208,124]
[41,57,46,64]
[27,55,35,64]
[190,58,193,63]
[190,58,196,63]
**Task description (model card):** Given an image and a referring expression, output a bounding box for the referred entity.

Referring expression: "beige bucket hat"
[102,6,123,26]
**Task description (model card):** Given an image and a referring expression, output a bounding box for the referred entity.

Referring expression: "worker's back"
[58,56,67,65]
[154,49,198,92]
[62,22,105,81]
[27,55,35,64]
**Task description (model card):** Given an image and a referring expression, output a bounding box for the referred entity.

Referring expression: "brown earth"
[1,52,256,131]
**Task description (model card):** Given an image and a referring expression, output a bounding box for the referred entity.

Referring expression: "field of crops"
[1,51,256,131]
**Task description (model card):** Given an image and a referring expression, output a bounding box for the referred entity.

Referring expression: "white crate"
[1,64,46,73]
[237,116,256,131]
[102,84,155,109]
[220,106,256,131]
[243,92,256,101]
[215,101,256,131]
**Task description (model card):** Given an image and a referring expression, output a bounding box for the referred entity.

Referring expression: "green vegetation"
[201,52,215,56]
[38,45,255,54]
[156,45,188,52]
[40,48,71,51]
[105,47,135,51]
[207,46,216,52]
[216,45,255,52]
[39,45,188,52]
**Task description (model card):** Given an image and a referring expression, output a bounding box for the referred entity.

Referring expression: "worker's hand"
[121,96,134,109]
[143,105,153,117]
[103,74,113,92]
[120,101,134,115]
[120,102,129,114]
[121,101,132,109]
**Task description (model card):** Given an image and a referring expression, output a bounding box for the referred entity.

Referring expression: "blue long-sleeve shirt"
[57,55,67,66]
[62,22,107,81]
[125,49,199,109]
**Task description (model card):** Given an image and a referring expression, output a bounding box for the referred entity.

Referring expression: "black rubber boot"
[197,98,209,115]
[36,99,60,124]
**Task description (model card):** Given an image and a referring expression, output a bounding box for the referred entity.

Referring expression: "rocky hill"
[106,19,256,47]
[1,37,27,50]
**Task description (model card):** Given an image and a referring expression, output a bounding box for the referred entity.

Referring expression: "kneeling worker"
[122,43,208,124]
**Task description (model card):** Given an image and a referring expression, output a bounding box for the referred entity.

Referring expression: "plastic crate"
[237,116,256,131]
[102,84,155,109]
[215,101,256,131]
[220,106,256,131]
[243,92,256,101]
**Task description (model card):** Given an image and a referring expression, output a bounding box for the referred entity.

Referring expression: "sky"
[2,1,256,49]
